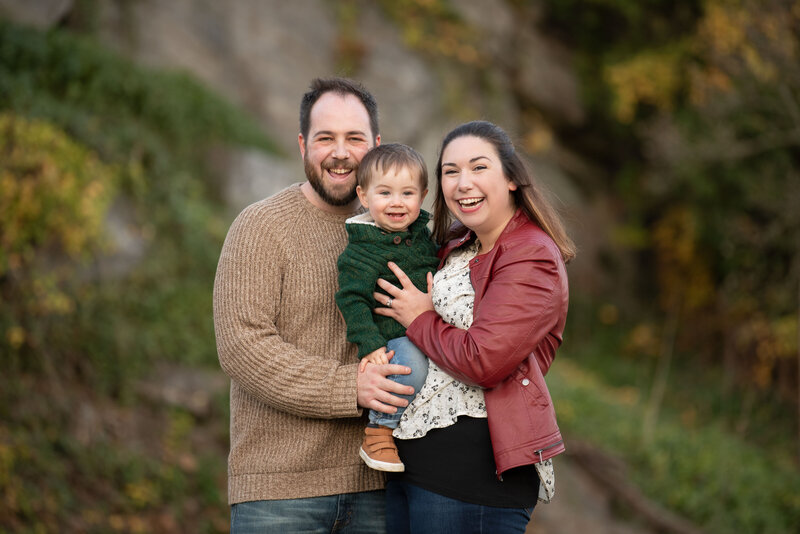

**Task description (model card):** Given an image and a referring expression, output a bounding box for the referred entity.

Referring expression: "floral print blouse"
[394,241,486,440]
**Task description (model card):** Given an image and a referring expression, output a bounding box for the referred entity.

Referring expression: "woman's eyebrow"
[442,155,490,166]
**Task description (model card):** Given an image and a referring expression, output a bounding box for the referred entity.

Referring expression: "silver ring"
[386,298,393,308]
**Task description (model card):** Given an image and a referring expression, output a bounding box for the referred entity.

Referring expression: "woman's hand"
[373,261,434,328]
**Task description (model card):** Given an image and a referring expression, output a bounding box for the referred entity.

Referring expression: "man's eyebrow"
[312,130,368,138]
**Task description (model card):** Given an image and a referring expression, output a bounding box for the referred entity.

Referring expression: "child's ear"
[420,188,429,201]
[356,185,369,208]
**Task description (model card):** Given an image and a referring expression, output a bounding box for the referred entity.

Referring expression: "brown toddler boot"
[359,426,405,472]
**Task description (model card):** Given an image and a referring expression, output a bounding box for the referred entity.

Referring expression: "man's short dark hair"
[299,77,379,143]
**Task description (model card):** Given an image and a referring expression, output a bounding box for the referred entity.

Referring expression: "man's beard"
[304,154,358,207]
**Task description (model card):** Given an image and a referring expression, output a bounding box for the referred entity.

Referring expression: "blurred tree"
[542,0,799,455]
[602,0,800,449]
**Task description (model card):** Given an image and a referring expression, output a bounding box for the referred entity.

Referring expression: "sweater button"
[405,239,413,246]
[392,235,402,245]
[521,378,530,386]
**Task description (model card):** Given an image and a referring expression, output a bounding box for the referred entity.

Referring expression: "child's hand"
[359,347,390,372]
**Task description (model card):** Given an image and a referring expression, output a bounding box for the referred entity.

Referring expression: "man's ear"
[298,134,306,158]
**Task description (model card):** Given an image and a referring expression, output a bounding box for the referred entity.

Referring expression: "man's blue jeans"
[386,480,533,534]
[230,490,387,533]
[369,336,429,428]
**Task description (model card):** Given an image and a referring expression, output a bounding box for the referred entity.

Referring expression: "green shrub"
[0,113,118,373]
[0,20,275,390]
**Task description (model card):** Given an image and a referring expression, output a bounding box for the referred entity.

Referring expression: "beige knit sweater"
[213,184,385,504]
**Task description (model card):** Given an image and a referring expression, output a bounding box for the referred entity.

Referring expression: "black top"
[391,416,539,508]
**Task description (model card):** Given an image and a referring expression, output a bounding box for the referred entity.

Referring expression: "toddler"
[336,143,439,472]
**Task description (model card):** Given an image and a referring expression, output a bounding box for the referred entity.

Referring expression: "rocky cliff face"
[89,0,447,209]
[2,0,606,285]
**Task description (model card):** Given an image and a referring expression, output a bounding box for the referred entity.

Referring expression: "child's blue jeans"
[368,336,429,429]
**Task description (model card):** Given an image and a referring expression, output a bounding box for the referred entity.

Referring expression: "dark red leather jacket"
[406,209,568,475]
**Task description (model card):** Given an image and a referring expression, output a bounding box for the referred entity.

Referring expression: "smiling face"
[299,92,378,209]
[440,135,518,249]
[356,165,427,232]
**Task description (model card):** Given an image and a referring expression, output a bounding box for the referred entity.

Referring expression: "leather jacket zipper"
[535,439,563,463]
[496,439,564,481]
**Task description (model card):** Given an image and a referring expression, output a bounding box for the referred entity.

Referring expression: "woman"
[374,121,576,533]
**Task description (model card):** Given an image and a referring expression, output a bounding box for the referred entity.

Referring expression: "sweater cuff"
[331,363,362,418]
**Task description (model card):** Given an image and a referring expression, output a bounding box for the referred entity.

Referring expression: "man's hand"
[357,361,414,414]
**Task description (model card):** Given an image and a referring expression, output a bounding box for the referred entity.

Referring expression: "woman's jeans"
[385,480,533,534]
[369,336,429,428]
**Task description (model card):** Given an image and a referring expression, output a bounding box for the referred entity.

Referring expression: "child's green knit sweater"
[335,210,439,357]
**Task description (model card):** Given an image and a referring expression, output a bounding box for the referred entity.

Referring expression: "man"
[213,77,413,532]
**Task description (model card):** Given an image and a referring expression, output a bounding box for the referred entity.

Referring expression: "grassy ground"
[0,367,230,533]
[4,331,799,533]
[550,331,800,534]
